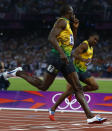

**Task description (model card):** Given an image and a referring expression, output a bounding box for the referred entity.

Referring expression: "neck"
[87,40,92,47]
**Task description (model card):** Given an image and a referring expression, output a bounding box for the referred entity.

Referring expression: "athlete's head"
[88,32,99,46]
[60,4,74,21]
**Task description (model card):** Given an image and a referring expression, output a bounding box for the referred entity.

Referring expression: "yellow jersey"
[52,17,74,56]
[74,40,93,72]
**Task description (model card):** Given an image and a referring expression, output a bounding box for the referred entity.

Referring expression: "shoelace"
[96,115,103,121]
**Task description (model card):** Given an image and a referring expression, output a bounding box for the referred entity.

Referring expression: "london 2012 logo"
[52,93,91,110]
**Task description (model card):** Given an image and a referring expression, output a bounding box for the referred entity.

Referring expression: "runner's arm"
[48,19,69,64]
[72,18,79,42]
[73,42,90,62]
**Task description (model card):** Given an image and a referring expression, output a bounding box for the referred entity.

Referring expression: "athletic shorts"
[78,71,91,82]
[46,52,75,76]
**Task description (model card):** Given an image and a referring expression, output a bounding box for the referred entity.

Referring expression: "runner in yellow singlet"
[49,33,107,123]
[51,17,74,57]
[74,40,93,72]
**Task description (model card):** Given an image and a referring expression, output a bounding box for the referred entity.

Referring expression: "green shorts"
[46,52,75,76]
[74,64,91,82]
[77,71,91,82]
[74,65,91,82]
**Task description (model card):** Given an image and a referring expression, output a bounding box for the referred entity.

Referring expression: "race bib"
[47,65,55,73]
[70,34,74,45]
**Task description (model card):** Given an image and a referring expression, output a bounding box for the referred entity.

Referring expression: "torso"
[51,17,74,56]
[74,40,93,72]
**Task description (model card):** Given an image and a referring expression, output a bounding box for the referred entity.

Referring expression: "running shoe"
[87,115,107,124]
[3,67,22,78]
[49,108,55,121]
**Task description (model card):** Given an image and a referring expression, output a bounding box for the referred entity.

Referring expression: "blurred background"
[0,0,112,78]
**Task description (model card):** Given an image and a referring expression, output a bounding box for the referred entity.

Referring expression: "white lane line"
[0,110,111,116]
[11,129,29,131]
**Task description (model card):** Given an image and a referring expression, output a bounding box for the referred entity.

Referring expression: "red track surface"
[0,110,111,131]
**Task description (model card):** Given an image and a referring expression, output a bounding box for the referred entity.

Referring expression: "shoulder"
[82,40,88,45]
[80,41,88,47]
[75,41,88,52]
[54,18,67,29]
[80,40,88,49]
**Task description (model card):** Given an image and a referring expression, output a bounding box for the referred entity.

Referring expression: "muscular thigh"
[64,72,82,91]
[78,71,91,82]
[42,72,56,88]
[61,58,76,76]
[83,76,98,87]
[46,52,62,74]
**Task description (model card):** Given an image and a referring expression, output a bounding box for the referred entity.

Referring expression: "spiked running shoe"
[3,67,23,79]
[87,115,107,124]
[49,108,55,121]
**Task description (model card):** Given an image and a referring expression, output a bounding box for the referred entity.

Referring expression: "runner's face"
[90,35,99,46]
[67,7,74,21]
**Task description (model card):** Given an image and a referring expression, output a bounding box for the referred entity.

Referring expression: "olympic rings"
[52,93,91,110]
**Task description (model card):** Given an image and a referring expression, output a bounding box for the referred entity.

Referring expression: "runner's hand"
[73,18,79,29]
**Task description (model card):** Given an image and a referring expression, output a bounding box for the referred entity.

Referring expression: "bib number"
[70,35,74,45]
[47,65,55,73]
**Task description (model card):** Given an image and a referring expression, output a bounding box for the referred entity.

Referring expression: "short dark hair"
[60,4,72,15]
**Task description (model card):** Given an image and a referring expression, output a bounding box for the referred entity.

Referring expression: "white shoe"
[87,115,107,124]
[3,67,22,78]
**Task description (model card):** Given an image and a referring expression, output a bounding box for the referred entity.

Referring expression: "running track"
[0,110,112,131]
